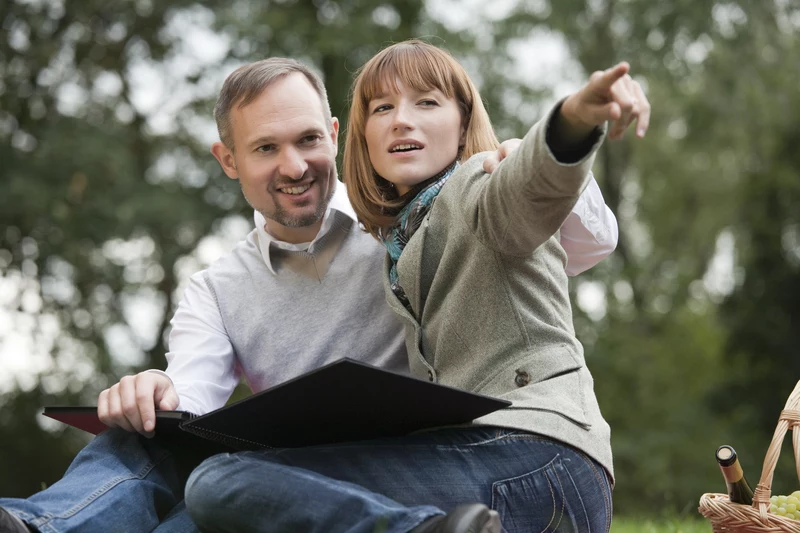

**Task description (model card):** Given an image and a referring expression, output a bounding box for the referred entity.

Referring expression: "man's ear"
[329,117,340,157]
[210,141,239,180]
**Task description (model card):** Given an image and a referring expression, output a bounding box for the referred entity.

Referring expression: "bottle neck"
[720,461,745,483]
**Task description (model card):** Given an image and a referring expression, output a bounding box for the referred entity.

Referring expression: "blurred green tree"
[2,0,233,496]
[715,3,800,496]
[433,0,798,514]
[0,0,427,497]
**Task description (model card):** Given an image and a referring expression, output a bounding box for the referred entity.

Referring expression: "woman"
[342,40,646,531]
[184,40,648,533]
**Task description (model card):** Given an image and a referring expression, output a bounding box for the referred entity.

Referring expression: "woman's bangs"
[359,45,456,105]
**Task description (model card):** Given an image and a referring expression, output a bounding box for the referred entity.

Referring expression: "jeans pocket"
[491,454,591,533]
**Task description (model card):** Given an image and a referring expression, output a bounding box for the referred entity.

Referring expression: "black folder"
[44,358,510,451]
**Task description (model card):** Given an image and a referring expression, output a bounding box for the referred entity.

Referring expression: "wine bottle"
[716,445,755,505]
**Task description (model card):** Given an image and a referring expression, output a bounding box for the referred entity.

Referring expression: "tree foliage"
[439,0,800,513]
[0,0,428,498]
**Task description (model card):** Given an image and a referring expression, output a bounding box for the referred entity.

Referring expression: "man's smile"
[279,184,311,195]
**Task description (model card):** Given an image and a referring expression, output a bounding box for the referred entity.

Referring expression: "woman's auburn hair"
[343,39,500,240]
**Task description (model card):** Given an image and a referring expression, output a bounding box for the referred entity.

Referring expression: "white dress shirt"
[561,177,619,275]
[158,177,617,415]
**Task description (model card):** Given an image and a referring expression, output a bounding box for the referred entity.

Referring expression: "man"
[0,56,644,533]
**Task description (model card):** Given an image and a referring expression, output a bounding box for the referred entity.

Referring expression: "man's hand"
[483,138,523,174]
[560,62,651,141]
[97,371,179,437]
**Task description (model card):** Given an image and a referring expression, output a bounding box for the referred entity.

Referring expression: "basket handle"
[752,379,800,522]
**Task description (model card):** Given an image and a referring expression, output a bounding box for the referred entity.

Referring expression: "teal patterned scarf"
[381,160,459,312]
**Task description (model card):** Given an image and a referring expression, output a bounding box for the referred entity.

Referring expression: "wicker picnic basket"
[698,379,800,532]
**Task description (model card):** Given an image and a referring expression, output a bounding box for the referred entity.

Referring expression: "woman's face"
[364,81,464,195]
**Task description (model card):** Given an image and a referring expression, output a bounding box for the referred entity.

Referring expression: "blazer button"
[427,370,434,382]
[514,369,531,387]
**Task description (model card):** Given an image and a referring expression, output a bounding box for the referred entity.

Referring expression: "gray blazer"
[384,104,614,480]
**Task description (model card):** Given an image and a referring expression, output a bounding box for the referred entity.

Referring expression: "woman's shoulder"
[437,152,495,213]
[462,150,493,170]
[446,151,493,187]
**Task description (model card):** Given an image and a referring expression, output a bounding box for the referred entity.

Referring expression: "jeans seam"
[435,432,520,450]
[258,429,518,456]
[495,431,613,532]
[56,458,162,520]
[490,438,612,533]
[491,432,549,444]
[32,441,173,529]
[545,457,565,533]
[9,511,56,533]
[491,454,561,533]
[31,520,59,533]
[558,457,592,533]
[573,451,612,533]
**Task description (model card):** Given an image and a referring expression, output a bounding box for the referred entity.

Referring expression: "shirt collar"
[254,180,357,275]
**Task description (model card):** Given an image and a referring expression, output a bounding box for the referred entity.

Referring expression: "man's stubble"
[243,175,337,230]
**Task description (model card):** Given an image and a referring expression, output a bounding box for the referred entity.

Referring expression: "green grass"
[611,517,712,533]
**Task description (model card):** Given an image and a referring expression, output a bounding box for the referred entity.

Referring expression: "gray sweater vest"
[203,212,408,393]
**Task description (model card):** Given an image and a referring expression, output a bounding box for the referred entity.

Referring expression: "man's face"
[213,73,339,243]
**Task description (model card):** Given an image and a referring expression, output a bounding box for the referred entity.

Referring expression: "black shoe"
[0,507,30,533]
[410,504,501,533]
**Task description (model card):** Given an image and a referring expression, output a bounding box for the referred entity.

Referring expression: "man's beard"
[269,198,327,228]
[245,179,336,229]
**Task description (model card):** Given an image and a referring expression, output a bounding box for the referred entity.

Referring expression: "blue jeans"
[185,427,613,533]
[0,429,198,533]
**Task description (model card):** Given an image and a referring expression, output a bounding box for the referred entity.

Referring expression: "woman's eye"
[419,99,438,106]
[372,104,391,114]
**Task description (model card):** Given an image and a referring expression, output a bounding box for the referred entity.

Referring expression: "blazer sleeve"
[463,100,606,255]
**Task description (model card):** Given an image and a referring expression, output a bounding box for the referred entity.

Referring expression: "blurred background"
[1,0,799,524]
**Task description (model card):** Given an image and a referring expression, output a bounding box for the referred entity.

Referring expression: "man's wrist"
[145,369,175,389]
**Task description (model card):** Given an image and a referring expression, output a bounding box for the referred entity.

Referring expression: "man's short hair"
[214,58,333,149]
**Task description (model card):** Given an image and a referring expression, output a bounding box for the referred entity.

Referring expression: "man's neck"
[264,219,323,245]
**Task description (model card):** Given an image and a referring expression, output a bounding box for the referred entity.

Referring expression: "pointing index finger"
[593,62,631,91]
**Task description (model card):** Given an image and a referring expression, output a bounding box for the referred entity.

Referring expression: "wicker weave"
[698,380,800,532]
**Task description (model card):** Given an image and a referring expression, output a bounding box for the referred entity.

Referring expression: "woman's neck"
[395,158,459,205]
